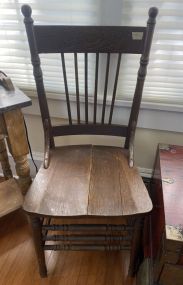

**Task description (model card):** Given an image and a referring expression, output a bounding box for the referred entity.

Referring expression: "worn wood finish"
[21,4,158,278]
[24,145,152,217]
[3,109,29,156]
[3,108,32,194]
[88,147,123,216]
[22,5,158,169]
[0,178,23,217]
[52,124,128,137]
[24,145,91,216]
[159,263,183,285]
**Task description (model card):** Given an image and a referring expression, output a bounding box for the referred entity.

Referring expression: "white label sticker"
[132,32,143,40]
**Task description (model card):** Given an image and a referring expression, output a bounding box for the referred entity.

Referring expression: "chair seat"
[23,145,152,217]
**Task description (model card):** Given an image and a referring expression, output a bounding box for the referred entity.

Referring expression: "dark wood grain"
[24,145,152,217]
[21,4,158,278]
[101,53,110,124]
[24,145,92,216]
[117,149,152,216]
[74,53,80,124]
[109,53,122,124]
[93,53,99,124]
[61,52,72,124]
[146,144,183,284]
[159,263,183,285]
[52,124,128,137]
[85,53,88,124]
[21,4,54,147]
[88,146,123,216]
[34,26,146,54]
[22,5,157,163]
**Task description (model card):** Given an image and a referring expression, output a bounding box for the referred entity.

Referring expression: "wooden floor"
[0,210,136,285]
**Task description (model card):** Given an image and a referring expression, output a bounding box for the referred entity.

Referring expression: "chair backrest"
[21,5,158,153]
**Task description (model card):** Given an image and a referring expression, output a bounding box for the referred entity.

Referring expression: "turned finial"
[21,4,32,18]
[148,7,158,24]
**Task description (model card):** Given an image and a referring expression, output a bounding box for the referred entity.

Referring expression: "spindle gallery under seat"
[9,4,158,283]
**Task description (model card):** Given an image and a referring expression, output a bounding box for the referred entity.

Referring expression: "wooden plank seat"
[23,145,152,217]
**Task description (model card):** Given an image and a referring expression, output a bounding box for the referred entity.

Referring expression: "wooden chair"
[21,5,158,278]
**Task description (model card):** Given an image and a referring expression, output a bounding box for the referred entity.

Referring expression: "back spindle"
[109,53,122,124]
[101,53,110,124]
[93,53,99,124]
[85,53,88,124]
[61,53,72,125]
[74,53,80,124]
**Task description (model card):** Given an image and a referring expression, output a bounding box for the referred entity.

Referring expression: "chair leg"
[29,215,47,278]
[128,216,144,277]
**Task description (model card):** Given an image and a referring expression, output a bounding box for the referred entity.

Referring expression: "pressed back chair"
[21,5,158,278]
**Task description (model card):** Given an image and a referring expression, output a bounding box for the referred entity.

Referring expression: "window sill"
[23,89,183,133]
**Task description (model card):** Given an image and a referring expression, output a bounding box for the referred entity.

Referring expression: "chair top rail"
[34,25,146,54]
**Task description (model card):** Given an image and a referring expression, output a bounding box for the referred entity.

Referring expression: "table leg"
[3,108,31,194]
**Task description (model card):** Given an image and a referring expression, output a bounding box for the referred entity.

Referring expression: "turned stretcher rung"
[43,234,132,242]
[42,224,133,232]
[44,244,131,251]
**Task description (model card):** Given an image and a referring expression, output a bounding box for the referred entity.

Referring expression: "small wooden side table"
[0,85,32,217]
[151,144,183,285]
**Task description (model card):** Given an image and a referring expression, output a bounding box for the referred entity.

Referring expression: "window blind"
[0,0,183,105]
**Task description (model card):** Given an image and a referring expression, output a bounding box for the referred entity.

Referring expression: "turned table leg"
[3,108,32,194]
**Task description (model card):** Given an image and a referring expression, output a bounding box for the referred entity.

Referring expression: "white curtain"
[0,0,183,105]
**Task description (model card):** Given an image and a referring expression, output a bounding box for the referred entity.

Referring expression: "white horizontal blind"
[0,0,183,105]
[117,0,183,104]
[0,0,98,93]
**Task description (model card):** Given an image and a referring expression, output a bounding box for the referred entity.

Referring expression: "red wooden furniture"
[149,144,183,285]
[21,4,158,278]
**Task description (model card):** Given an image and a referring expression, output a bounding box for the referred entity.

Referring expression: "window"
[1,0,183,105]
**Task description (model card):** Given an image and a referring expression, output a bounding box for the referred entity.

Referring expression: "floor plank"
[0,210,136,285]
